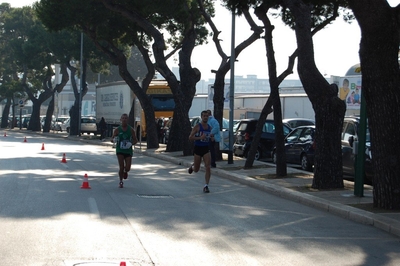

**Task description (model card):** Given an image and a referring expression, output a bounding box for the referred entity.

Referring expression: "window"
[287,128,302,143]
[238,122,248,131]
[263,122,275,133]
[300,128,313,142]
[152,96,175,111]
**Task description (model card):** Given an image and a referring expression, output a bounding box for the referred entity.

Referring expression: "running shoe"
[123,172,128,179]
[188,165,193,174]
[119,181,124,188]
[203,186,210,193]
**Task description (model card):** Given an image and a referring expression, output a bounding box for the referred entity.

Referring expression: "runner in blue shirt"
[188,110,215,193]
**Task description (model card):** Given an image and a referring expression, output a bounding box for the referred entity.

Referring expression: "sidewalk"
[6,129,400,238]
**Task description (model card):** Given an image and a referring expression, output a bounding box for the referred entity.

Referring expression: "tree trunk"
[253,4,287,176]
[68,64,79,136]
[29,102,42,132]
[43,63,69,133]
[116,49,159,149]
[213,73,227,161]
[284,0,345,189]
[166,25,200,155]
[349,0,400,209]
[42,93,55,133]
[1,99,11,128]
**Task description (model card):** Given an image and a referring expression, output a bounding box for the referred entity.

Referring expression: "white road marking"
[88,197,100,219]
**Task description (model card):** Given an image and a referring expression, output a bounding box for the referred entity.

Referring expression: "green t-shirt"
[115,125,133,155]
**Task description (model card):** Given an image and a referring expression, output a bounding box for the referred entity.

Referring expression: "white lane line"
[88,197,100,219]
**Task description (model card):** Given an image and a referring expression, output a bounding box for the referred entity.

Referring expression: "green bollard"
[354,94,367,197]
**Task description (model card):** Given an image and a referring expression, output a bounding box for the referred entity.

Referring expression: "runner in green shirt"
[111,113,138,188]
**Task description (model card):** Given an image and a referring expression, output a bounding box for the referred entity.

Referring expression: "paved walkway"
[5,129,400,238]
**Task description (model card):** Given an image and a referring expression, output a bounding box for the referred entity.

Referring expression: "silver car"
[80,116,97,134]
[60,117,97,134]
[52,116,70,131]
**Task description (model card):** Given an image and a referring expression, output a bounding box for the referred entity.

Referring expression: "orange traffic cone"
[61,153,67,163]
[4,131,6,137]
[41,143,45,150]
[23,137,27,142]
[81,173,91,189]
[120,262,126,266]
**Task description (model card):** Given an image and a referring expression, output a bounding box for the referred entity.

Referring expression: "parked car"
[16,115,31,128]
[190,116,202,127]
[60,118,70,132]
[220,119,240,151]
[233,119,292,160]
[22,115,31,128]
[51,116,70,131]
[61,116,97,134]
[282,118,315,129]
[271,125,316,171]
[341,116,373,183]
[81,116,98,134]
[40,115,56,129]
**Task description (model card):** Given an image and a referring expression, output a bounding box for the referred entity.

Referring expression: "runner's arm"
[111,128,119,143]
[189,124,206,141]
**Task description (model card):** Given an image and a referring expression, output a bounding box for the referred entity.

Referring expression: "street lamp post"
[228,9,236,164]
[78,32,83,136]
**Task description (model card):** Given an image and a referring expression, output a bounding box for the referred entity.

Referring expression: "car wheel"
[245,148,261,160]
[254,148,261,161]
[67,127,70,133]
[272,151,277,164]
[301,154,312,171]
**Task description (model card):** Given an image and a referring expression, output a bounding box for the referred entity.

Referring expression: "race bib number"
[120,140,132,149]
[200,132,211,142]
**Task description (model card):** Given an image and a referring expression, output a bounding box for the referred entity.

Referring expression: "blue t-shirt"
[194,123,212,147]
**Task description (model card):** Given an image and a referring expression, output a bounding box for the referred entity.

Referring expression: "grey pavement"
[135,144,400,239]
[7,128,400,238]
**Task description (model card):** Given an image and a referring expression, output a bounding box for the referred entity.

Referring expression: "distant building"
[197,75,303,95]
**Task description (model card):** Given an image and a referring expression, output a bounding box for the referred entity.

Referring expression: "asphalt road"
[1,131,399,266]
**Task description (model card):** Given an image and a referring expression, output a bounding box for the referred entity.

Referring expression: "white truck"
[96,81,140,138]
[96,80,174,138]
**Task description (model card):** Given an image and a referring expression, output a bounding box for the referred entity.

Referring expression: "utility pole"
[228,9,235,164]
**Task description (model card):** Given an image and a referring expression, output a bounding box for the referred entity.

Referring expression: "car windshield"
[56,117,69,123]
[286,128,302,143]
[237,122,248,131]
[82,118,96,123]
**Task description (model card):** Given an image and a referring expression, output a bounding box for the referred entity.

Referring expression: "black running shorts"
[194,145,210,157]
